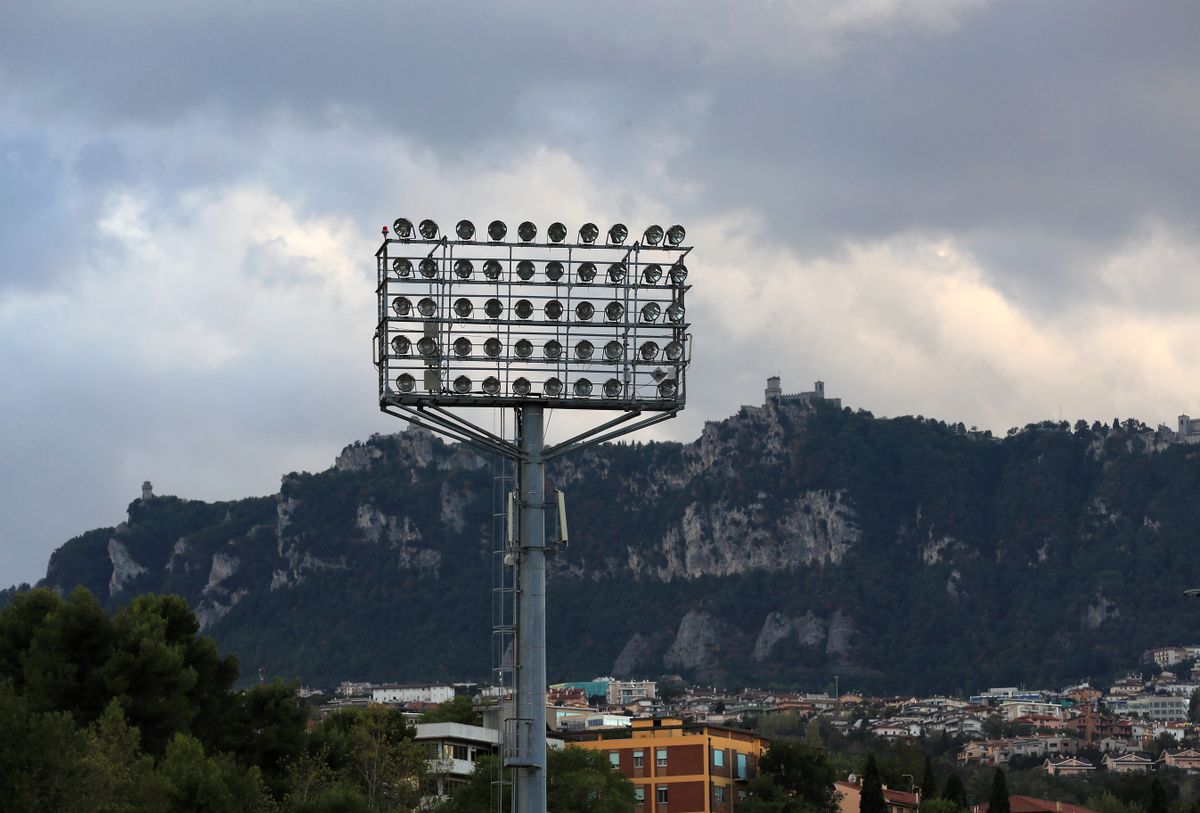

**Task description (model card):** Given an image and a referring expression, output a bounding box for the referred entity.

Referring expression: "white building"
[415,722,501,799]
[371,683,456,705]
[607,679,657,706]
[1128,695,1189,722]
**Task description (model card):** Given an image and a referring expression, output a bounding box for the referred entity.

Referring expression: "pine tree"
[988,769,1010,813]
[1149,779,1168,813]
[920,755,937,801]
[861,754,887,813]
[941,773,968,811]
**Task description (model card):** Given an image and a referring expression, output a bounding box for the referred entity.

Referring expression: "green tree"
[1148,780,1167,813]
[230,679,310,799]
[156,733,271,812]
[757,740,837,813]
[1190,689,1200,724]
[546,747,636,813]
[862,754,886,813]
[941,773,968,811]
[447,748,634,813]
[920,755,937,801]
[420,695,481,726]
[922,799,964,813]
[988,769,1010,813]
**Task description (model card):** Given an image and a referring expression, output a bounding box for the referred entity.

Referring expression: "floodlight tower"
[375,216,692,813]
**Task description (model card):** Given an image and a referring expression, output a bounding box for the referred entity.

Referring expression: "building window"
[452,745,468,760]
[609,752,620,768]
[715,786,726,804]
[634,750,644,768]
[657,748,668,768]
[736,753,748,779]
[713,749,725,767]
[634,787,645,805]
[657,786,669,804]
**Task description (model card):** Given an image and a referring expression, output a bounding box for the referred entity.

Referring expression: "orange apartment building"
[568,717,768,813]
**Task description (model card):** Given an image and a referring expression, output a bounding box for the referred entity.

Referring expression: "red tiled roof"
[977,796,1099,813]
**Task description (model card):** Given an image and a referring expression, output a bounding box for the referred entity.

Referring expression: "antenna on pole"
[555,489,569,547]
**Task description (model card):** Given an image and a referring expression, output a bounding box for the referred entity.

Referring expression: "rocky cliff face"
[30,401,1200,691]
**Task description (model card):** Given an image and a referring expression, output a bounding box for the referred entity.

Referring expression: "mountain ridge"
[15,396,1200,692]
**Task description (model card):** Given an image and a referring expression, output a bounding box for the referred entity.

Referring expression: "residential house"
[1157,748,1200,772]
[835,781,919,813]
[1102,753,1153,774]
[1043,757,1096,776]
[972,796,1099,813]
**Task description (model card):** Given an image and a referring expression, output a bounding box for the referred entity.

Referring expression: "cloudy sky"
[2,1,1199,586]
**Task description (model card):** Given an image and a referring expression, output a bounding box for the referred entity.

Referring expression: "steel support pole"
[514,405,547,813]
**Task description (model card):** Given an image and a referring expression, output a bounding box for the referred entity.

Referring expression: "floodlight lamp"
[517,260,535,280]
[604,340,622,360]
[483,376,501,395]
[658,379,678,398]
[453,337,472,357]
[643,225,664,246]
[484,338,503,357]
[665,340,684,361]
[546,261,564,282]
[670,262,688,285]
[545,377,564,396]
[417,337,439,356]
[392,258,412,277]
[608,262,626,283]
[456,220,476,241]
[642,263,662,284]
[575,340,594,360]
[485,299,503,318]
[419,258,438,278]
[417,297,437,317]
[548,222,567,243]
[666,302,685,323]
[515,339,533,358]
[604,301,624,322]
[518,221,537,242]
[641,302,661,322]
[607,223,628,245]
[579,223,599,244]
[574,378,593,396]
[483,260,503,280]
[391,296,412,316]
[603,378,622,398]
[393,218,414,238]
[575,301,595,321]
[391,335,411,355]
[453,298,473,318]
[515,299,534,319]
[545,300,564,320]
[488,220,508,241]
[453,375,472,393]
[639,341,659,361]
[666,224,686,246]
[577,262,597,283]
[454,259,473,279]
[513,377,531,396]
[418,219,439,239]
[397,373,416,392]
[544,339,562,359]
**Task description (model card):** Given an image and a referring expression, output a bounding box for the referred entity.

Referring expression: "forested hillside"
[14,398,1200,692]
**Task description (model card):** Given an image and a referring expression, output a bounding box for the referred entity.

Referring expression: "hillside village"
[304,642,1200,808]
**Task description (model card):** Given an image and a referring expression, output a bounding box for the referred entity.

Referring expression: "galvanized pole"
[514,405,547,813]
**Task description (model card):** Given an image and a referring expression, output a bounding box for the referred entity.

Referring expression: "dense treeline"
[0,586,632,813]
